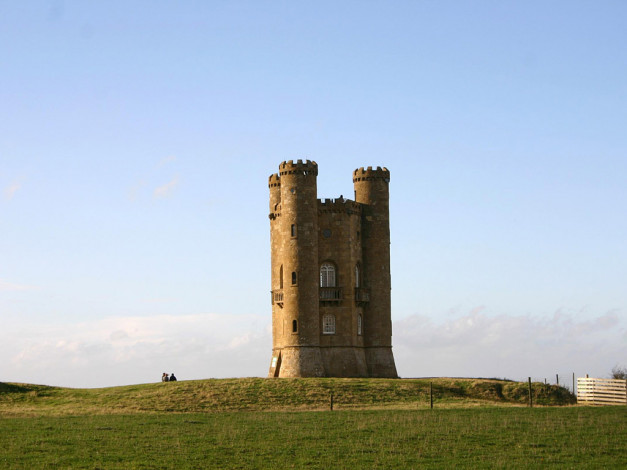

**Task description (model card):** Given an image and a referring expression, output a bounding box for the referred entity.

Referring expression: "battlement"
[279,159,318,177]
[317,198,361,215]
[352,166,390,183]
[268,173,281,188]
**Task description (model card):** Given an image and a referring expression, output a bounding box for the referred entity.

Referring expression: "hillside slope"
[0,378,575,416]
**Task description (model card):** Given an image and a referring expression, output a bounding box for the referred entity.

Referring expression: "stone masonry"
[267,160,398,378]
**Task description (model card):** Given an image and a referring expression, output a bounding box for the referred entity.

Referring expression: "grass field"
[2,378,624,469]
[1,408,626,469]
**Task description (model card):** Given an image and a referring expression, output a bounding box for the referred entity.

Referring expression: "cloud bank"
[394,309,626,384]
[1,313,270,388]
[2,310,624,388]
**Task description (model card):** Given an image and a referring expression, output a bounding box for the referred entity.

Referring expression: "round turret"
[353,166,396,377]
[268,173,281,213]
[270,159,324,377]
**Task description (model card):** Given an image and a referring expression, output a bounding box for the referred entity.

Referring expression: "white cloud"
[0,279,36,291]
[3,181,21,200]
[394,309,627,384]
[153,175,179,199]
[1,313,270,388]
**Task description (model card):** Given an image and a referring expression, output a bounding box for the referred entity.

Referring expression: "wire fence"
[529,372,578,394]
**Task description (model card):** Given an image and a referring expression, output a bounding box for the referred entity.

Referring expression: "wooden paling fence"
[577,377,627,406]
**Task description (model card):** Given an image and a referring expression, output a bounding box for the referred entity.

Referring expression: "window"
[355,264,360,288]
[279,265,283,289]
[320,262,336,287]
[291,224,296,237]
[357,314,363,335]
[322,314,336,334]
[291,271,297,285]
[292,319,298,333]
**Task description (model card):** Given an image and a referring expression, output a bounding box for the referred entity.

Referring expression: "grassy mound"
[0,377,575,416]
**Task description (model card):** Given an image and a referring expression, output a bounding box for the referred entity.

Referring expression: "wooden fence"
[577,377,627,405]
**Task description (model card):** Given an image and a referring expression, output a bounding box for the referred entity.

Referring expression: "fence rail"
[577,377,627,406]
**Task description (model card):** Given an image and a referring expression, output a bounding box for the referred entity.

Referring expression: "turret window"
[355,264,361,288]
[292,319,298,333]
[320,262,336,287]
[357,314,363,335]
[291,224,297,237]
[279,265,284,289]
[322,314,336,334]
[291,271,297,285]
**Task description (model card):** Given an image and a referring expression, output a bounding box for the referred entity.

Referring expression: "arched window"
[292,319,298,333]
[355,264,361,288]
[279,265,283,289]
[322,314,336,334]
[357,314,363,336]
[320,262,336,287]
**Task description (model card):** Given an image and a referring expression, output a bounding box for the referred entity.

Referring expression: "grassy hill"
[0,377,575,416]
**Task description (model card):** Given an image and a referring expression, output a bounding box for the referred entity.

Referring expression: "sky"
[1,1,626,388]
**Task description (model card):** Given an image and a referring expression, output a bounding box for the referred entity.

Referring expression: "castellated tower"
[268,160,398,378]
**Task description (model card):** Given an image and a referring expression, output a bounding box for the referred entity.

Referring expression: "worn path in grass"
[0,377,574,416]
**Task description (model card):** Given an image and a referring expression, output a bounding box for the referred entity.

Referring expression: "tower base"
[365,347,398,378]
[268,347,325,378]
[268,346,397,378]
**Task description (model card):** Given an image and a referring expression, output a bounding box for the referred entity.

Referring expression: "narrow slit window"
[279,265,283,289]
[291,224,296,237]
[355,264,360,288]
[291,271,297,285]
[357,314,363,336]
[292,319,298,333]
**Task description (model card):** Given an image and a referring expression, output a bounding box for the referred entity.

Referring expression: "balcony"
[271,290,284,308]
[319,287,342,304]
[355,287,370,304]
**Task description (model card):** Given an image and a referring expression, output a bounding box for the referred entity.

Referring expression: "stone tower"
[268,160,398,378]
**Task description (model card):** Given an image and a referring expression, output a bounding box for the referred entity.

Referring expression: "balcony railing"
[319,287,342,303]
[272,290,284,308]
[354,287,370,304]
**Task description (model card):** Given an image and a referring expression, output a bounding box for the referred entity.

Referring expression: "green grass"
[3,378,618,468]
[0,377,574,416]
[1,408,625,469]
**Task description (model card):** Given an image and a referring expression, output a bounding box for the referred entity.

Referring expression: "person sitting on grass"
[162,373,169,382]
[169,373,177,382]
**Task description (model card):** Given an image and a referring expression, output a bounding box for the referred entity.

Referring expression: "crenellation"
[317,198,362,215]
[268,173,281,187]
[279,159,318,177]
[352,166,390,182]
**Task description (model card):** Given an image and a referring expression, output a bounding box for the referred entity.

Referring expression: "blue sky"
[1,1,625,387]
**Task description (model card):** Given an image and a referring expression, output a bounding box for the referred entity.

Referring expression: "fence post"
[528,377,533,408]
[330,391,333,411]
[430,382,433,409]
[556,374,559,386]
